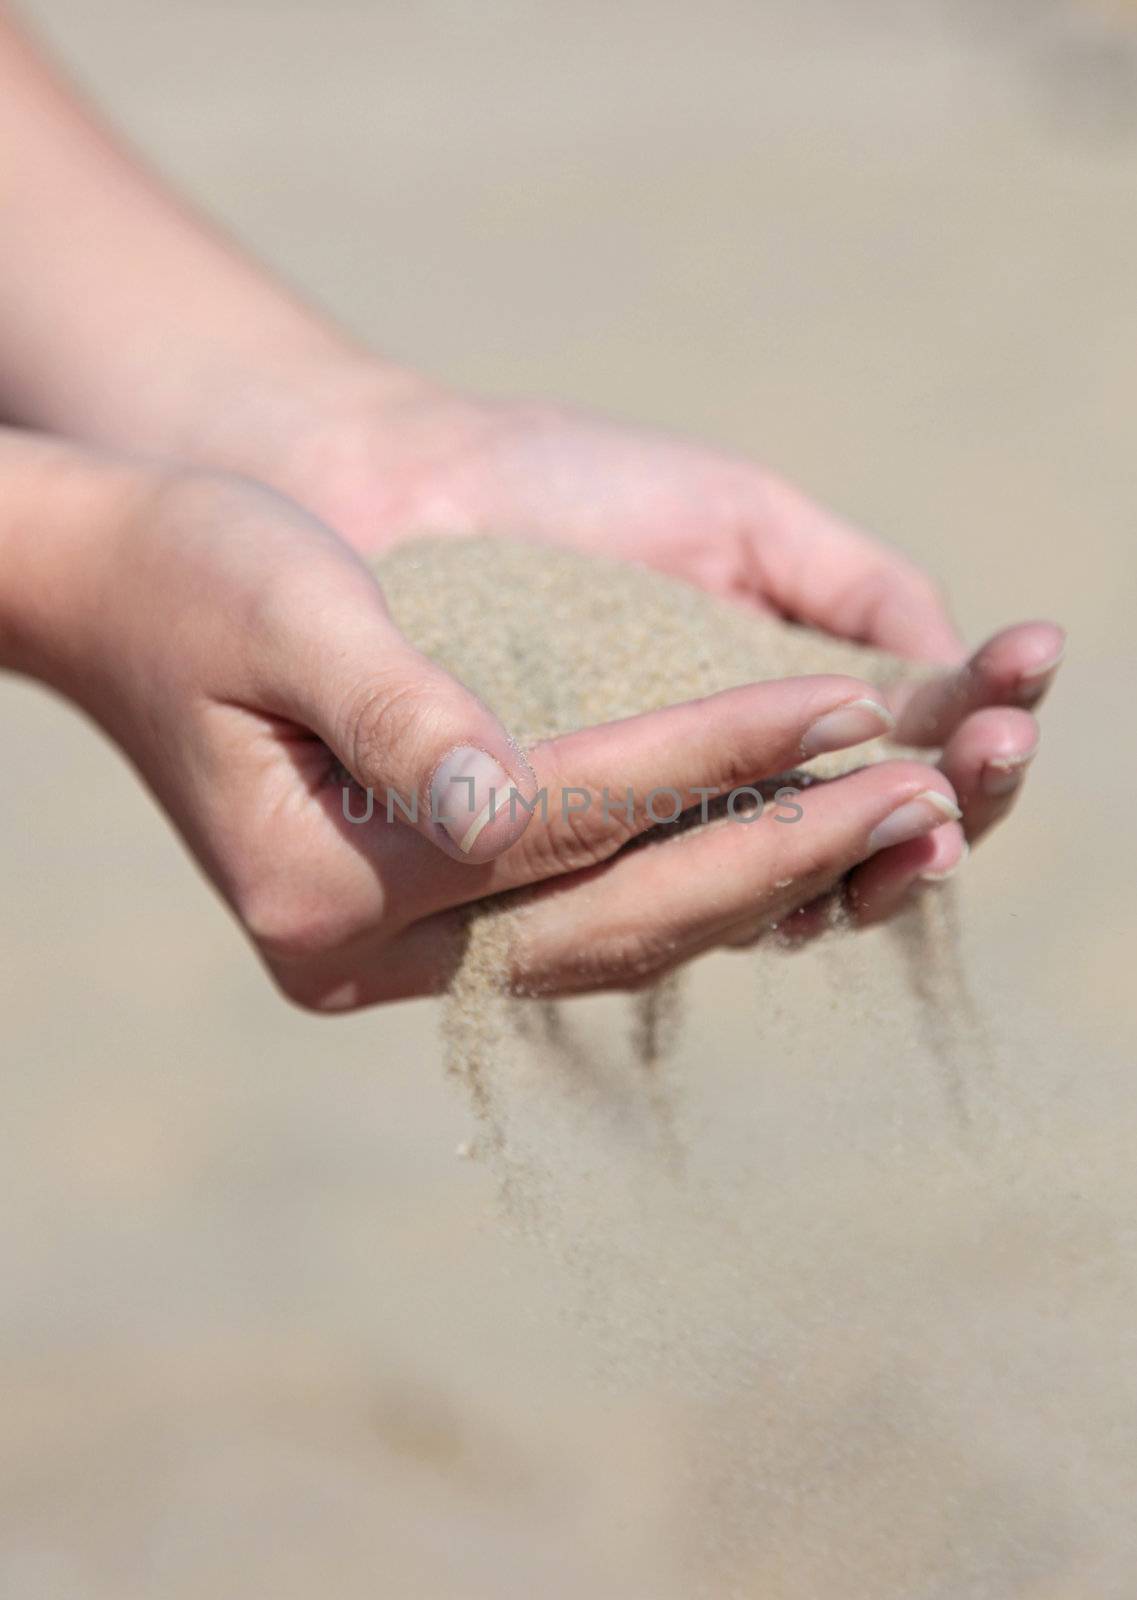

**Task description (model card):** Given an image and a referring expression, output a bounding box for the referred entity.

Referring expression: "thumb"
[258,564,536,864]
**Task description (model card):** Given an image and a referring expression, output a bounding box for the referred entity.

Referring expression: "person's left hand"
[190,368,1065,918]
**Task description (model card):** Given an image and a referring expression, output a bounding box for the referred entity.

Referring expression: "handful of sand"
[372,538,957,1149]
[375,535,923,755]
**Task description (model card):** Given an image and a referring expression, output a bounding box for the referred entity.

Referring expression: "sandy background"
[2,2,1136,1596]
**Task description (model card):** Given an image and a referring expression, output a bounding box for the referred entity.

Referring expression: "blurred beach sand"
[2,2,1136,1595]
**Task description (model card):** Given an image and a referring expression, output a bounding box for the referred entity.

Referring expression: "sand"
[362,539,1008,1593]
[374,535,923,753]
[374,536,969,1193]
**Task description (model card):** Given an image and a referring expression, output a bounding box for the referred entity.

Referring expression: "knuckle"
[512,816,599,880]
[238,881,354,964]
[552,785,622,865]
[777,816,848,886]
[343,672,443,785]
[708,726,772,797]
[512,749,639,879]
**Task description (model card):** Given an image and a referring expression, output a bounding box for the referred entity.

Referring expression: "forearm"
[0,426,145,689]
[0,7,400,457]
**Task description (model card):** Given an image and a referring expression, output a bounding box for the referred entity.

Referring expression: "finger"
[846,821,968,927]
[265,760,962,1009]
[323,674,898,926]
[723,816,968,946]
[242,554,536,864]
[887,622,1065,747]
[936,705,1039,844]
[509,675,896,882]
[739,471,967,662]
[505,761,960,996]
[314,814,967,1005]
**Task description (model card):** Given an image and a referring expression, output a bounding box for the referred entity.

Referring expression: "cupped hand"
[47,464,985,1008]
[189,370,1064,906]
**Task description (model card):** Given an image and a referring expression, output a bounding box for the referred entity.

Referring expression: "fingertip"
[799,692,895,758]
[875,758,961,813]
[917,823,968,882]
[426,742,538,864]
[1014,624,1066,704]
[850,819,966,925]
[971,620,1065,676]
[979,750,1036,800]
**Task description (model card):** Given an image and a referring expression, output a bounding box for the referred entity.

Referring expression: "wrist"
[172,345,462,547]
[175,337,425,467]
[0,429,157,691]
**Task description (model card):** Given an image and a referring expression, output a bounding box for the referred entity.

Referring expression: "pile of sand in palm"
[373,537,973,1193]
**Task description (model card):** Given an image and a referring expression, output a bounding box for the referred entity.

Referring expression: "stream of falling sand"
[375,537,982,1199]
[373,541,1127,1598]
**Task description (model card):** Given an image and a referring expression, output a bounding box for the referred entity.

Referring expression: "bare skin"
[178,371,1059,931]
[0,10,1063,1007]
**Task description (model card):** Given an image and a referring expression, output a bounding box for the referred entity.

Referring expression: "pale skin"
[0,8,1064,1008]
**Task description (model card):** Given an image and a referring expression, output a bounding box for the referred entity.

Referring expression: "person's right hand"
[4,442,966,1010]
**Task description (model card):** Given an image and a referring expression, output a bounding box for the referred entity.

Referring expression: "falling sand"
[367,541,1127,1598]
[375,536,975,1177]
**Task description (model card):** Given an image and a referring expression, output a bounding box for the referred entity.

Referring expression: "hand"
[0,15,1061,992]
[0,438,976,1007]
[186,366,1065,896]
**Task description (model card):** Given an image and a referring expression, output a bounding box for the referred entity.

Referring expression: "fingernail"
[431,746,512,854]
[868,789,961,851]
[981,750,1036,797]
[920,840,970,883]
[1015,644,1065,703]
[801,698,895,758]
[1019,642,1066,683]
